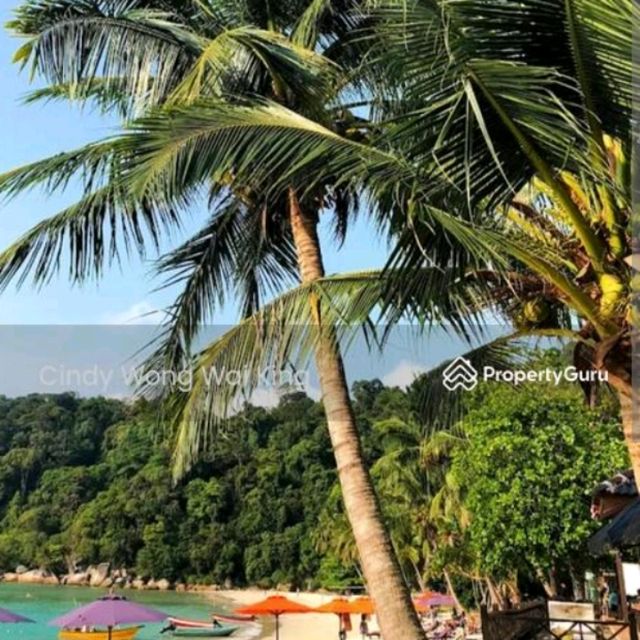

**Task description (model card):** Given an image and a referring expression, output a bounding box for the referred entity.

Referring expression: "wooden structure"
[481,602,640,640]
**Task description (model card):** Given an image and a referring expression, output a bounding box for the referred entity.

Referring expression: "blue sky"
[0,1,388,326]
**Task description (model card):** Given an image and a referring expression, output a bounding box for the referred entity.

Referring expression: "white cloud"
[249,387,282,408]
[248,381,321,408]
[103,301,167,325]
[382,360,428,389]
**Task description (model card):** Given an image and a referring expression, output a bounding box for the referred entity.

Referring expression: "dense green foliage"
[450,383,627,589]
[0,386,410,588]
[319,355,629,600]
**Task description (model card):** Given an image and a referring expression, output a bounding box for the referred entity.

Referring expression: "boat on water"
[170,627,239,638]
[211,612,255,624]
[165,616,241,637]
[59,627,142,640]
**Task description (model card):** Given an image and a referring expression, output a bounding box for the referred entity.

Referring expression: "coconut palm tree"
[357,0,637,474]
[0,1,430,637]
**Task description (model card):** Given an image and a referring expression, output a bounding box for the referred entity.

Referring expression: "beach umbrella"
[234,595,312,640]
[315,598,354,614]
[49,593,168,640]
[315,598,354,639]
[414,591,442,613]
[416,593,456,609]
[0,607,34,623]
[348,596,375,615]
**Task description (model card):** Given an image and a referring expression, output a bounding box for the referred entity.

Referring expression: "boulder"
[15,565,28,575]
[145,579,159,591]
[88,563,111,587]
[2,573,18,583]
[19,569,58,585]
[63,572,89,586]
[156,579,171,591]
[131,578,146,590]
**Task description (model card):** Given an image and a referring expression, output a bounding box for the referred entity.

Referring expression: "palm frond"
[0,139,122,197]
[0,137,186,288]
[123,98,412,198]
[159,272,385,478]
[123,98,517,275]
[0,183,182,289]
[171,26,339,112]
[9,1,203,112]
[366,0,624,210]
[141,266,506,477]
[150,195,298,371]
[22,78,143,118]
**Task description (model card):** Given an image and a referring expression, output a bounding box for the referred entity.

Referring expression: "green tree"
[447,382,628,599]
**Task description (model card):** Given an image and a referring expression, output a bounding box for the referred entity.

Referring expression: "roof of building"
[592,470,637,499]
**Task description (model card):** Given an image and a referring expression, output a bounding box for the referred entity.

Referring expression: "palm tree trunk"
[606,367,640,483]
[443,569,464,612]
[288,189,425,640]
[618,391,640,483]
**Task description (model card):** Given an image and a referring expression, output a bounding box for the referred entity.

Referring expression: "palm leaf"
[0,137,185,287]
[140,267,507,477]
[8,1,204,112]
[150,195,298,371]
[0,183,182,289]
[171,26,339,112]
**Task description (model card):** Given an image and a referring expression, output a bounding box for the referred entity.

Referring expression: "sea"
[0,583,249,639]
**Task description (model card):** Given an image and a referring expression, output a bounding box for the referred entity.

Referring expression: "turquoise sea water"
[0,584,232,640]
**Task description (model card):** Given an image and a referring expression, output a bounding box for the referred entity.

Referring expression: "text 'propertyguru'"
[483,366,608,385]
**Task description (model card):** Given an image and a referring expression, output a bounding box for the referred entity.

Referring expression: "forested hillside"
[0,382,411,589]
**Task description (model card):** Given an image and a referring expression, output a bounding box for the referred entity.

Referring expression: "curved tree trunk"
[618,391,640,482]
[443,569,464,612]
[288,190,425,640]
[606,365,640,483]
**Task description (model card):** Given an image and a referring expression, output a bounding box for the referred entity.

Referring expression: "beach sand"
[215,589,362,640]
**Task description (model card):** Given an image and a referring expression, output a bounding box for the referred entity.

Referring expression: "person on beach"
[359,614,369,639]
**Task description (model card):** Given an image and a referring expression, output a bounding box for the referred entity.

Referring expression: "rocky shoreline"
[0,564,211,592]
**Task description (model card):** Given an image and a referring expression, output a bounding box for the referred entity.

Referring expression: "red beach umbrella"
[315,598,354,614]
[348,596,375,615]
[234,595,312,640]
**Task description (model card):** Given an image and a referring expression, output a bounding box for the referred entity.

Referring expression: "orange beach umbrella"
[234,595,312,640]
[315,598,354,615]
[348,596,375,615]
[315,599,354,639]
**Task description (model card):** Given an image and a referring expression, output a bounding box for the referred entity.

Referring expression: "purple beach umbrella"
[0,607,34,623]
[417,594,456,609]
[50,593,168,639]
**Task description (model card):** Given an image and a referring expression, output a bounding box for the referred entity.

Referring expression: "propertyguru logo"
[442,357,608,392]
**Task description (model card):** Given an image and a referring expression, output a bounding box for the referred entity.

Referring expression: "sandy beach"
[217,589,365,640]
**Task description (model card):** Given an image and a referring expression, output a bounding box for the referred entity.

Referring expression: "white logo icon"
[442,357,478,391]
